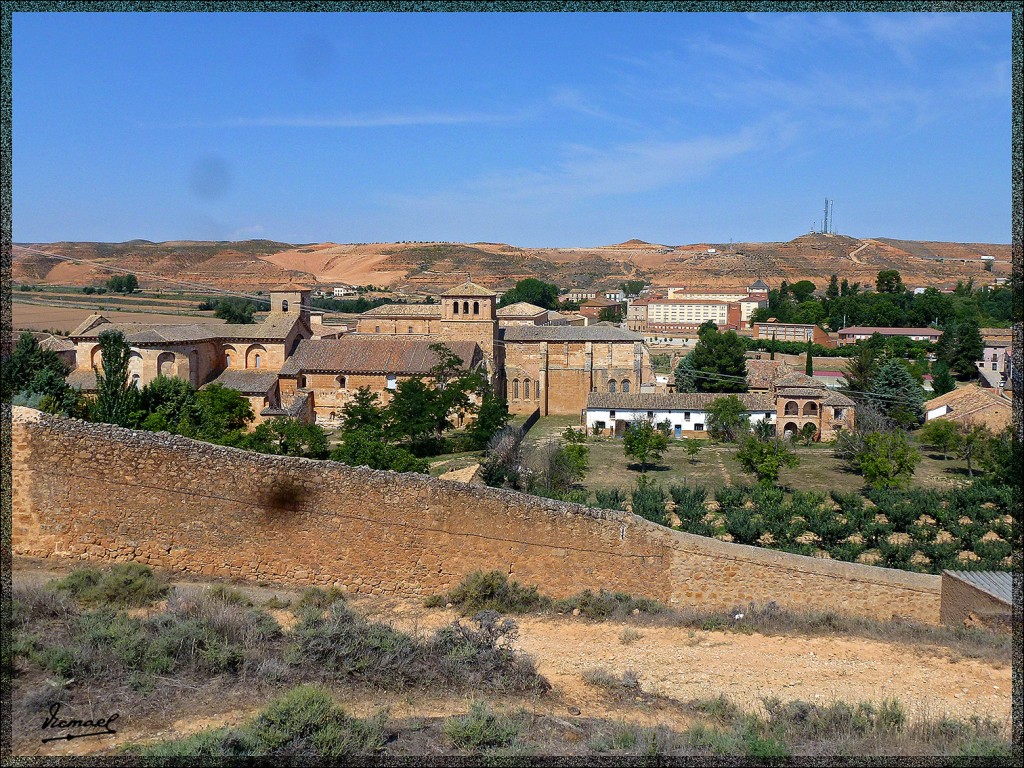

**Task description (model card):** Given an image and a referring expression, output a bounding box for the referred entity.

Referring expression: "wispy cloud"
[143,109,532,129]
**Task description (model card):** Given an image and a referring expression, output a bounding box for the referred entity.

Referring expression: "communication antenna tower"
[823,198,829,235]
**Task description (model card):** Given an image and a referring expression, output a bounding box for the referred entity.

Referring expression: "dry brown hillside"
[12,234,1010,293]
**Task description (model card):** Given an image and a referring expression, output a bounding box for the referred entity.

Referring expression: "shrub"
[631,478,668,525]
[593,487,627,510]
[442,701,528,751]
[552,589,665,620]
[135,686,388,757]
[430,571,548,615]
[51,563,170,607]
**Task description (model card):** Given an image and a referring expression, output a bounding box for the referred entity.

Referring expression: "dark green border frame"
[0,4,1020,766]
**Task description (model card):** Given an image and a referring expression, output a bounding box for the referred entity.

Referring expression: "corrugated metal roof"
[943,570,1012,604]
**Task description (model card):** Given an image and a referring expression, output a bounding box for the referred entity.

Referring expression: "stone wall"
[11,407,941,622]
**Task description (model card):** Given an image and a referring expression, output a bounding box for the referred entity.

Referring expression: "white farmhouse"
[584,392,776,438]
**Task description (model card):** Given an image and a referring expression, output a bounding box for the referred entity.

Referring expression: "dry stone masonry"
[11,407,940,622]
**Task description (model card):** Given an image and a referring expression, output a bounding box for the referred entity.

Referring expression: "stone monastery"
[63,279,853,439]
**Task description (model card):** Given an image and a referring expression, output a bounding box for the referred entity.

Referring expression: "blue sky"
[13,11,1011,246]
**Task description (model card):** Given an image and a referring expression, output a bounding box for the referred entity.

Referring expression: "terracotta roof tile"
[502,326,641,342]
[280,338,481,376]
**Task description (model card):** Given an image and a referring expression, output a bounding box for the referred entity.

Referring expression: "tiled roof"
[943,571,1012,605]
[71,314,304,344]
[838,326,941,336]
[496,302,547,317]
[359,304,443,318]
[442,280,496,297]
[745,359,791,389]
[926,384,1010,430]
[774,372,821,388]
[205,369,280,394]
[587,392,776,411]
[926,383,1005,412]
[39,335,75,352]
[501,326,642,342]
[821,390,857,407]
[280,337,481,376]
[66,369,98,391]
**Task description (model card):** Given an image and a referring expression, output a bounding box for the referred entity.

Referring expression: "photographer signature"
[40,703,119,743]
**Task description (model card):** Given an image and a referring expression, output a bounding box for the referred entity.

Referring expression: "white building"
[584,391,776,438]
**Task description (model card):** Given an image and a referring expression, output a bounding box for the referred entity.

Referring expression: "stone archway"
[783,421,799,438]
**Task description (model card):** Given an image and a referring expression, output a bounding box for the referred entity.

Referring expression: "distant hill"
[11,234,1010,293]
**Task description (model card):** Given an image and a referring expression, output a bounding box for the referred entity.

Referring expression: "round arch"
[784,401,799,416]
[246,344,268,369]
[802,401,818,416]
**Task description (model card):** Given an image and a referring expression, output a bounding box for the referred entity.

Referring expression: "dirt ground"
[10,559,1010,757]
[13,302,224,333]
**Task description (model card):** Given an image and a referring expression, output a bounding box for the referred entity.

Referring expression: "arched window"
[225,352,232,367]
[408,326,414,334]
[609,379,617,393]
[621,379,630,393]
[338,375,347,389]
[453,301,459,315]
[784,401,799,416]
[281,300,289,312]
[524,379,531,399]
[157,351,175,377]
[513,379,520,399]
[802,402,818,416]
[473,301,480,315]
[254,354,261,369]
[463,301,470,314]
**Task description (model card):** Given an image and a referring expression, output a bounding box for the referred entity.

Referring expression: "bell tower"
[439,277,499,371]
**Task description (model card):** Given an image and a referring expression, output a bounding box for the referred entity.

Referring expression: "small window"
[513,379,520,399]
[609,379,617,393]
[281,300,289,312]
[695,423,704,431]
[463,301,470,314]
[473,301,479,315]
[386,374,398,390]
[684,411,691,421]
[621,379,630,393]
[647,411,654,419]
[453,302,459,315]
[254,354,261,369]
[225,352,232,367]
[375,325,381,333]
[524,379,531,399]
[408,326,414,334]
[609,410,616,419]
[338,375,347,389]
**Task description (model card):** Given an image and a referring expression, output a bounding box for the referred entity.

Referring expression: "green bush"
[52,563,170,607]
[631,479,668,525]
[552,589,665,620]
[442,701,527,751]
[431,571,549,615]
[134,686,387,757]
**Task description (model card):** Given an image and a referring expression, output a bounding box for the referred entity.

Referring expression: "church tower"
[439,278,500,375]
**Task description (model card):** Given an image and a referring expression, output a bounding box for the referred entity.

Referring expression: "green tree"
[31,367,84,417]
[214,297,257,324]
[796,422,818,445]
[682,438,703,464]
[106,273,139,293]
[736,436,799,485]
[752,418,776,442]
[804,340,814,376]
[706,395,750,442]
[91,330,140,427]
[428,342,482,435]
[978,425,1013,485]
[138,375,198,432]
[673,354,698,393]
[497,278,560,310]
[930,362,957,396]
[875,269,903,294]
[947,319,984,379]
[190,384,254,440]
[467,388,511,449]
[825,274,840,301]
[841,343,878,394]
[918,419,962,460]
[854,431,921,489]
[867,359,925,428]
[2,332,69,400]
[247,418,330,458]
[789,280,816,302]
[330,429,429,473]
[621,279,645,297]
[688,330,747,393]
[956,421,991,477]
[340,387,388,433]
[597,305,624,323]
[623,419,669,473]
[385,377,441,447]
